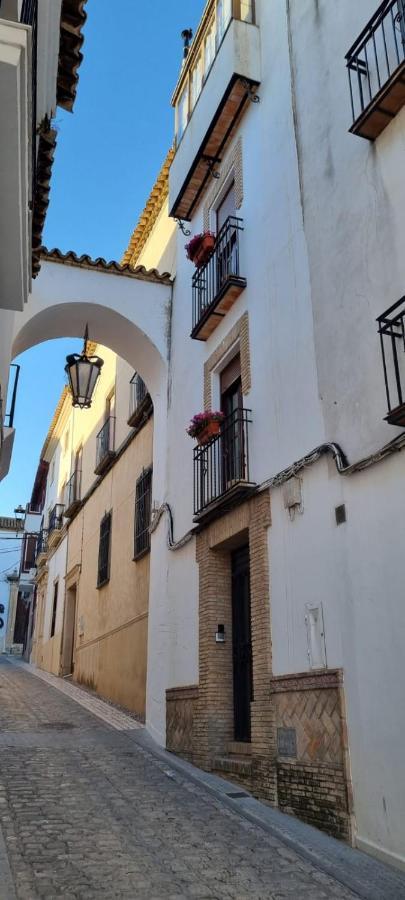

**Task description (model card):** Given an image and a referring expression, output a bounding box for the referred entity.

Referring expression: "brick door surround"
[194,491,277,801]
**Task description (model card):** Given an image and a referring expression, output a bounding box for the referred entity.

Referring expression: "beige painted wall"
[66,417,153,717]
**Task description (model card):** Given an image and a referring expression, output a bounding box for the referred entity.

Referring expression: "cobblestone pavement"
[0,659,389,898]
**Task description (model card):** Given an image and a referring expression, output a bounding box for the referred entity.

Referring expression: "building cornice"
[39,386,70,462]
[122,147,175,268]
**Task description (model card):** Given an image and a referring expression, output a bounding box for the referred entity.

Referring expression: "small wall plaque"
[277,727,297,758]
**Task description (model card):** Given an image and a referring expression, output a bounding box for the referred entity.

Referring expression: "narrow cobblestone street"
[0,657,402,900]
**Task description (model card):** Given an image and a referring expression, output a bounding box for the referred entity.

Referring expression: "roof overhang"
[57,0,87,112]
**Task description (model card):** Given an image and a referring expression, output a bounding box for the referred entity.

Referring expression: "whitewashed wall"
[143,0,405,869]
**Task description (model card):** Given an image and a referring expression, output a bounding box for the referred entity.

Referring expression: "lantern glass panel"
[65,353,103,408]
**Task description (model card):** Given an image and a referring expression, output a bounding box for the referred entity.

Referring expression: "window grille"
[97,511,112,587]
[134,469,152,559]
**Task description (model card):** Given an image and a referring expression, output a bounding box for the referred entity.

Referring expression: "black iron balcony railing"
[49,503,65,533]
[64,470,82,515]
[377,296,405,425]
[192,217,246,340]
[3,364,20,429]
[36,529,48,558]
[346,0,405,139]
[95,416,115,473]
[20,0,38,197]
[128,374,152,428]
[193,407,253,515]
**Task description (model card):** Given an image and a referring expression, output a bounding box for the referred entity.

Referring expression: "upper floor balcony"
[64,470,82,518]
[169,0,260,221]
[35,527,48,566]
[95,415,115,475]
[0,364,20,481]
[48,503,65,550]
[191,215,246,340]
[193,406,255,519]
[127,373,153,429]
[346,1,405,140]
[377,295,405,425]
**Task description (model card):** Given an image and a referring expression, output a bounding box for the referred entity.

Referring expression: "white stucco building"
[4,0,405,873]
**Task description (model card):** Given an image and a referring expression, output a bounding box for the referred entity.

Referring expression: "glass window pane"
[191,55,202,110]
[216,0,232,45]
[204,20,215,74]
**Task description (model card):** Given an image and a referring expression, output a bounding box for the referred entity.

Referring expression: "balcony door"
[221,355,243,489]
[216,183,237,289]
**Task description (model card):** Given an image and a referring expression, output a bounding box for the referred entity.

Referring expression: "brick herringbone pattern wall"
[276,688,343,765]
[166,686,199,763]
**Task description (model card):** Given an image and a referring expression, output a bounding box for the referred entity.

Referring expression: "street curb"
[127,728,405,900]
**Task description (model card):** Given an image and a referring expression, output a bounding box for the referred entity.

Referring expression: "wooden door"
[231,545,253,742]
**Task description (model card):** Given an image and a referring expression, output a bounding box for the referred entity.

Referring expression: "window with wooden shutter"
[134,468,152,559]
[97,511,112,587]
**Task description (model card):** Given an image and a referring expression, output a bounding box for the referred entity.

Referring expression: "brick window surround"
[203,137,243,232]
[204,311,251,409]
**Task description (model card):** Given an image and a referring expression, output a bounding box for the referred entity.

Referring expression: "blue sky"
[0,0,204,517]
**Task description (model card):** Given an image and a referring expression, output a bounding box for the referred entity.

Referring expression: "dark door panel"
[231,545,253,742]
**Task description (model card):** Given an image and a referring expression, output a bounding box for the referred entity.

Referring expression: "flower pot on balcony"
[197,420,222,445]
[186,232,216,268]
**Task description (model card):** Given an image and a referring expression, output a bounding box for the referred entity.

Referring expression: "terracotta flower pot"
[197,420,222,445]
[194,233,216,268]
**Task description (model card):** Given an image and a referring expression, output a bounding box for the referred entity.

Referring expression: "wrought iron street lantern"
[65,326,104,409]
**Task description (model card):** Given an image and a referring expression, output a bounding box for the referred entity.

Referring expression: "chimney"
[181,29,193,61]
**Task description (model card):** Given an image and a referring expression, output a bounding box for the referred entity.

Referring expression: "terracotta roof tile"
[122,147,175,268]
[40,247,172,284]
[57,0,88,112]
[32,126,58,279]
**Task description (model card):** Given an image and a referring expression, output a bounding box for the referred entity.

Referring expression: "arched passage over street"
[11,250,175,744]
[12,252,173,400]
[12,251,173,505]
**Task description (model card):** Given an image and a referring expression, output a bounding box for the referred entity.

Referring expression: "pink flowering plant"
[185,231,216,261]
[186,409,224,438]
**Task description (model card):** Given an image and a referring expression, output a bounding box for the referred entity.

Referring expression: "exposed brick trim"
[166,685,199,702]
[270,669,343,693]
[193,491,276,802]
[203,137,243,231]
[203,311,251,409]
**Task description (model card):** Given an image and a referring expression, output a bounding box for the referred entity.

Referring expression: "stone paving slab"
[0,657,403,900]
